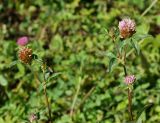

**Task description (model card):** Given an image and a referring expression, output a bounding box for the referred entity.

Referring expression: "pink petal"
[17,36,29,46]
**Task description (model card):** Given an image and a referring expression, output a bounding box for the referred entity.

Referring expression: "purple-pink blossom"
[124,75,136,85]
[17,36,29,46]
[119,18,136,39]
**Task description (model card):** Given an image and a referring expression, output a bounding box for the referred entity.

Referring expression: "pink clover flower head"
[124,75,136,85]
[119,18,136,39]
[17,36,29,46]
[29,113,37,123]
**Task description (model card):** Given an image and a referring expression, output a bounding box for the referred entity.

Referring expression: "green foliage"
[0,75,8,86]
[0,0,160,123]
[130,38,140,55]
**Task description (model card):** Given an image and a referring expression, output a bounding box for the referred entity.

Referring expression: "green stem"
[42,64,52,123]
[141,0,158,17]
[123,65,127,76]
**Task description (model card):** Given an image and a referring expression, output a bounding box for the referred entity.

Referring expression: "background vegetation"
[0,0,160,123]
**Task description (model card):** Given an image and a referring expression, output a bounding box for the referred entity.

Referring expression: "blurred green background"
[0,0,160,123]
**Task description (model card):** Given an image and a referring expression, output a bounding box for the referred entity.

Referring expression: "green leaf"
[117,100,127,111]
[47,72,62,82]
[45,72,50,80]
[8,60,19,68]
[118,39,128,54]
[0,117,4,123]
[136,103,153,121]
[108,58,116,73]
[130,38,140,55]
[15,63,25,79]
[50,34,63,52]
[133,33,152,41]
[104,28,108,34]
[0,75,8,86]
[137,23,150,34]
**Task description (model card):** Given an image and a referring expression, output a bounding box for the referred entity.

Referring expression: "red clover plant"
[107,18,151,122]
[17,38,53,123]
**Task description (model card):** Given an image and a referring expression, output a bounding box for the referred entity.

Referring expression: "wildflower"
[124,75,136,85]
[18,47,32,64]
[29,113,37,123]
[17,36,29,46]
[119,18,136,39]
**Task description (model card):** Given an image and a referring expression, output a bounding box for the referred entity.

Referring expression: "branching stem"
[128,88,133,121]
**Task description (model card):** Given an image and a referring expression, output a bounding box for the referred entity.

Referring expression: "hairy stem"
[42,64,52,123]
[128,88,133,121]
[123,64,133,120]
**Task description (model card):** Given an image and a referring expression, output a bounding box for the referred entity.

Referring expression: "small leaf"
[130,38,140,55]
[108,58,116,73]
[8,60,19,68]
[117,100,127,111]
[45,72,50,80]
[136,103,153,121]
[104,28,108,34]
[47,72,62,82]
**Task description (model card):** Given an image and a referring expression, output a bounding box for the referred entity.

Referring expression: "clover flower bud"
[17,36,29,46]
[29,113,37,123]
[124,75,136,85]
[119,18,136,39]
[18,47,32,64]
